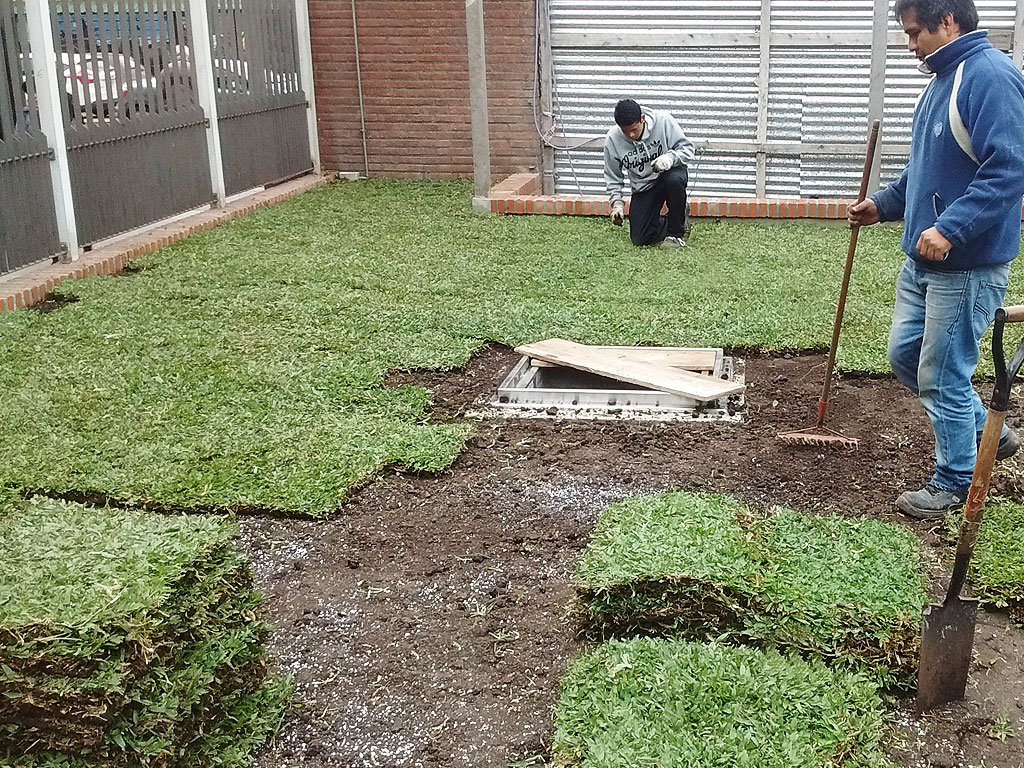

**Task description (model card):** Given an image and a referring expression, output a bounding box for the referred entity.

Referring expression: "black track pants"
[627,166,689,246]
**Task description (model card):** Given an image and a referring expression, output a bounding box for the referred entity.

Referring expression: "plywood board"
[530,347,718,372]
[515,339,744,402]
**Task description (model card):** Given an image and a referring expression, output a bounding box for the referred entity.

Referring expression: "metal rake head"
[777,427,859,450]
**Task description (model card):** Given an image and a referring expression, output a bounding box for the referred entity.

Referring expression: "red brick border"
[0,174,331,314]
[487,172,1024,221]
[488,172,858,219]
[491,190,858,219]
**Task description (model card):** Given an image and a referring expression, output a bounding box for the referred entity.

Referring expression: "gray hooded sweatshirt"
[603,108,695,207]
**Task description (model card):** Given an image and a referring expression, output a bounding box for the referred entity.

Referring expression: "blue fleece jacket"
[872,31,1024,270]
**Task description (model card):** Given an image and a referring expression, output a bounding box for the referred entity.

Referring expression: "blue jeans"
[888,257,1011,491]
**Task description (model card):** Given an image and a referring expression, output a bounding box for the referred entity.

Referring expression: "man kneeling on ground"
[603,99,694,248]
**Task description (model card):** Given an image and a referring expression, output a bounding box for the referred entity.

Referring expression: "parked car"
[60,50,157,119]
[55,7,178,118]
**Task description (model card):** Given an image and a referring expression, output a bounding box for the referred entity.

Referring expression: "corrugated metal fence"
[0,0,315,277]
[543,0,1024,198]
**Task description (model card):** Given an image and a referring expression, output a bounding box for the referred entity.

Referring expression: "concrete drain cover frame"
[479,346,744,422]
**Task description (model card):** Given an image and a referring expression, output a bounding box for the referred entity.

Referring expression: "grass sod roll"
[177,676,292,768]
[103,623,271,761]
[0,497,237,636]
[1,677,291,768]
[0,498,285,767]
[553,637,895,768]
[1,513,254,732]
[575,492,925,679]
[574,493,765,635]
[752,509,925,670]
[1,556,256,692]
[1,591,265,754]
[3,622,267,757]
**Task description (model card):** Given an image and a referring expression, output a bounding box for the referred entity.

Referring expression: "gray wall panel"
[548,0,1022,199]
[549,0,761,33]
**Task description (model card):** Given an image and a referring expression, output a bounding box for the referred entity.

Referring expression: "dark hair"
[893,0,979,33]
[614,99,642,128]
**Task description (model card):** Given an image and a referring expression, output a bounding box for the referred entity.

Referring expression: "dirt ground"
[238,346,1024,768]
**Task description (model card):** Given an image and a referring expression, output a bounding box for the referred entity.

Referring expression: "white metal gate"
[542,0,1023,198]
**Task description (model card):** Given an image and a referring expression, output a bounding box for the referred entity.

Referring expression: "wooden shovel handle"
[946,305,1024,601]
[1000,304,1024,323]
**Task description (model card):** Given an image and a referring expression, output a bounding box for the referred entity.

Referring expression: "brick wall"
[309,0,540,180]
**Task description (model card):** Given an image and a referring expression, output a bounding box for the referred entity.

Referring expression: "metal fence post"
[1014,1,1024,70]
[188,0,227,206]
[754,0,771,198]
[24,0,79,261]
[465,0,491,210]
[866,0,890,191]
[294,0,321,176]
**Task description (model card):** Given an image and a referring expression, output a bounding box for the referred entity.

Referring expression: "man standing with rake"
[849,0,1024,518]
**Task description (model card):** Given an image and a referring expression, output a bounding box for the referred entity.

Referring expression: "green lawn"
[947,499,1024,608]
[0,179,1000,514]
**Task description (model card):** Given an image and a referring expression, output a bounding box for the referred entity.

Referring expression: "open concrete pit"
[481,346,745,422]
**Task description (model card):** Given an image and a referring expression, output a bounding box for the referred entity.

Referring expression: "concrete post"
[25,0,79,260]
[538,0,555,195]
[1014,1,1024,70]
[465,0,491,210]
[754,0,771,198]
[295,0,322,175]
[866,0,890,191]
[187,0,227,206]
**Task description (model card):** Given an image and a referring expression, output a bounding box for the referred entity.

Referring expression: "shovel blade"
[916,595,979,714]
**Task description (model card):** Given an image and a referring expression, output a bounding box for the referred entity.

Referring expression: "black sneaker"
[997,425,1020,461]
[896,483,969,520]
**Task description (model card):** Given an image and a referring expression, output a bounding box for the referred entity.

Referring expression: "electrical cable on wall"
[533,0,707,198]
[352,0,369,178]
[533,0,589,194]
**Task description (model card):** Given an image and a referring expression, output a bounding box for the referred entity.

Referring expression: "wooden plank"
[530,347,718,372]
[515,339,744,402]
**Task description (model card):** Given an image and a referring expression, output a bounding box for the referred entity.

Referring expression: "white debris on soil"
[237,505,581,768]
[520,475,635,525]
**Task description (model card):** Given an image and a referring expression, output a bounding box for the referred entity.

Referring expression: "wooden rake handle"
[817,119,882,426]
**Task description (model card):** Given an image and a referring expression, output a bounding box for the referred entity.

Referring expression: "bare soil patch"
[239,346,1024,768]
